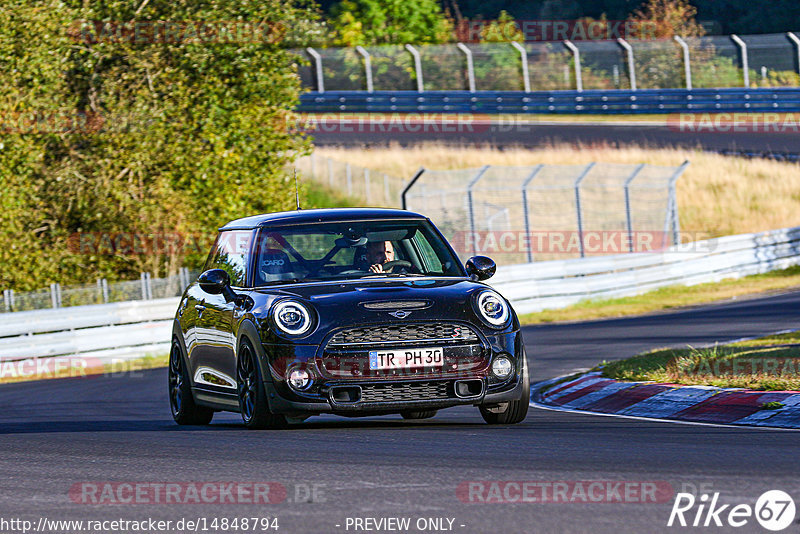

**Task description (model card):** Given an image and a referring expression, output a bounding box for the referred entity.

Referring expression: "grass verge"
[601,331,800,391]
[315,144,800,239]
[518,265,800,324]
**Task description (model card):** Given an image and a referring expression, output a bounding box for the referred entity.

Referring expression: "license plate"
[368,347,444,370]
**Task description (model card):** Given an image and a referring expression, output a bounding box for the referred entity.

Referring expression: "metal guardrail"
[298,88,800,115]
[0,298,179,363]
[2,226,799,365]
[490,225,800,314]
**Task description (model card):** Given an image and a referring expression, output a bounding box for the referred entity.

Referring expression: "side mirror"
[465,256,496,281]
[199,269,235,300]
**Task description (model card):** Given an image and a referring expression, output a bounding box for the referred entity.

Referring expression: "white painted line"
[735,394,800,426]
[529,397,800,432]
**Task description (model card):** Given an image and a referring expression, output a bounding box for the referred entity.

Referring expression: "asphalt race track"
[2,290,800,533]
[310,121,800,154]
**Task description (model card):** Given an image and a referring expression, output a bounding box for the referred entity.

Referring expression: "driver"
[366,241,395,273]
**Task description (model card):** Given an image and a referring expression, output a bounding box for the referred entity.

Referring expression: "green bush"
[0,0,317,291]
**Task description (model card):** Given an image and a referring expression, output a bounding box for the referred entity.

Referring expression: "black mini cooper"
[169,208,529,428]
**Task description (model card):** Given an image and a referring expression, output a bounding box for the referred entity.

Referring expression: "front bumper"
[264,367,526,416]
[260,327,526,416]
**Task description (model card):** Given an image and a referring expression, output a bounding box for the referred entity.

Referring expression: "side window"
[204,230,253,287]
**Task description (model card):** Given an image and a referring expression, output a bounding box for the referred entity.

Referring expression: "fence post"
[401,168,426,210]
[96,278,103,304]
[346,163,352,196]
[102,279,109,303]
[50,283,60,308]
[140,273,148,300]
[3,289,10,312]
[364,168,371,204]
[623,164,646,253]
[355,46,374,93]
[327,158,334,188]
[617,38,637,91]
[730,35,750,88]
[574,163,596,258]
[456,43,476,92]
[789,33,800,74]
[466,166,490,255]
[521,165,544,263]
[404,44,424,92]
[673,36,693,90]
[668,161,690,246]
[510,41,530,92]
[305,47,324,93]
[563,40,583,92]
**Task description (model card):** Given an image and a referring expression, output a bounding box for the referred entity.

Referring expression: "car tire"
[401,410,438,420]
[169,338,214,425]
[237,338,287,430]
[479,356,530,425]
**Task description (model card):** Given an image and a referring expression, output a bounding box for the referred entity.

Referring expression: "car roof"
[219,208,428,231]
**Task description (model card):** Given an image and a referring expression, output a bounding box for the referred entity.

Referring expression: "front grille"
[328,322,479,346]
[361,300,431,310]
[359,381,450,403]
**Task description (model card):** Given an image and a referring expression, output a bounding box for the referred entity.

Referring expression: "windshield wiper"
[361,272,425,278]
[257,278,318,286]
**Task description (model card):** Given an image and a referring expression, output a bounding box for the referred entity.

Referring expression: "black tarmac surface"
[2,290,799,533]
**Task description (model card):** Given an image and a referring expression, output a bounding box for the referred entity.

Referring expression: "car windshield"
[253,219,464,286]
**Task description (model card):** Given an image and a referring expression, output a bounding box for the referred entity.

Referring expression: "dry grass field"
[314,144,800,238]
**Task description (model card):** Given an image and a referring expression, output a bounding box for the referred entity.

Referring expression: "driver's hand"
[369,263,384,273]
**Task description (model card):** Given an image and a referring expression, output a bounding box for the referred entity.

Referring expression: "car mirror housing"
[465,256,496,281]
[198,269,238,303]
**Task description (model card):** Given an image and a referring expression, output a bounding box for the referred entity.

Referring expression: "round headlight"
[273,300,312,336]
[287,368,312,390]
[476,290,510,327]
[491,355,513,379]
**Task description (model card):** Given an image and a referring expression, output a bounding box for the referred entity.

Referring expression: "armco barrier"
[298,88,800,115]
[489,226,800,314]
[0,298,179,364]
[2,226,799,365]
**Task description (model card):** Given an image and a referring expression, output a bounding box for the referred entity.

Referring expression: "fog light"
[491,356,513,379]
[288,368,311,390]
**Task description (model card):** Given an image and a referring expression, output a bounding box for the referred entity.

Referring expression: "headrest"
[259,249,291,276]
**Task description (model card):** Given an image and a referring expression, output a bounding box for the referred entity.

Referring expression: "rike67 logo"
[668,490,796,531]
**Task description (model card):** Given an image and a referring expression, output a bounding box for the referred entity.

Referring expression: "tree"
[0,0,315,290]
[628,0,705,38]
[329,0,454,46]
